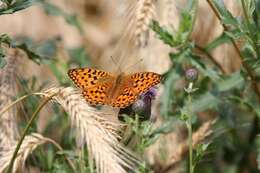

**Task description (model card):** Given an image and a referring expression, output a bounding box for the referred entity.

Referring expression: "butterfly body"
[68,68,161,108]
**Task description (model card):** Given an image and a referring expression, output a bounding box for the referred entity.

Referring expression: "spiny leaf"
[0,0,40,15]
[150,20,176,47]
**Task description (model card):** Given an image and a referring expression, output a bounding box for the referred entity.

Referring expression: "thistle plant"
[184,68,199,173]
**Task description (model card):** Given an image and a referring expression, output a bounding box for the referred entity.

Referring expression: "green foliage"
[150,0,260,172]
[0,0,83,68]
[0,0,40,15]
[40,1,83,33]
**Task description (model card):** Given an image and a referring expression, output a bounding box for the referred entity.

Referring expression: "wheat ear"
[42,87,139,173]
[0,133,51,173]
[134,0,156,47]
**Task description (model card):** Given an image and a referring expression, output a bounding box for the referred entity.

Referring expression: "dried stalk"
[159,119,216,173]
[6,92,57,173]
[0,52,19,151]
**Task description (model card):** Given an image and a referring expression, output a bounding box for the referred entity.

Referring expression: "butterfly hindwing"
[68,68,111,90]
[111,72,161,108]
[111,87,138,108]
[130,72,162,93]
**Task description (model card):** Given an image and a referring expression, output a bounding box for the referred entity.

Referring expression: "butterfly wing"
[111,72,162,108]
[82,85,109,105]
[68,68,113,105]
[110,88,138,108]
[130,72,162,93]
[68,68,111,89]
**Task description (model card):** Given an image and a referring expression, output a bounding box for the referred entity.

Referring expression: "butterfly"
[68,68,162,108]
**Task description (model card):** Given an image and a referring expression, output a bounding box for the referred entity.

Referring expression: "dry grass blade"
[42,87,139,173]
[0,51,19,150]
[134,0,156,47]
[0,133,49,173]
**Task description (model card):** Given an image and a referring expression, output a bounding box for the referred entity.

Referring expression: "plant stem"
[194,44,225,73]
[0,92,46,117]
[0,94,31,117]
[6,93,56,173]
[45,138,76,172]
[241,0,260,58]
[187,93,193,173]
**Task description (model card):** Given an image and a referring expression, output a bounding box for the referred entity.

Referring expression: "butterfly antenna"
[124,58,143,72]
[110,56,122,73]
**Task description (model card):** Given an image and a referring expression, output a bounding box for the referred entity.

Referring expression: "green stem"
[194,44,225,73]
[187,93,193,173]
[6,93,56,173]
[0,94,31,117]
[45,138,76,172]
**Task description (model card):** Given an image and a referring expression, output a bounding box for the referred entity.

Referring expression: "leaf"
[216,72,244,92]
[190,56,221,82]
[228,95,260,117]
[0,35,56,64]
[36,39,58,58]
[0,0,40,15]
[16,43,42,64]
[212,0,239,27]
[205,32,230,51]
[160,69,180,117]
[177,0,197,42]
[40,1,83,33]
[0,34,13,48]
[67,47,90,66]
[189,93,219,113]
[176,11,192,42]
[0,57,7,68]
[150,20,176,47]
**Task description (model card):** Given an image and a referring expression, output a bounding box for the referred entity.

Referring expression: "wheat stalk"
[0,133,50,173]
[42,87,139,173]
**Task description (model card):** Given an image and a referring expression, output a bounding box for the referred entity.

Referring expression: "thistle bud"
[185,68,198,82]
[118,87,158,121]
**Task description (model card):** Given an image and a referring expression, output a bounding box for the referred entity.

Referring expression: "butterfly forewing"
[68,68,111,89]
[68,68,113,105]
[130,72,162,93]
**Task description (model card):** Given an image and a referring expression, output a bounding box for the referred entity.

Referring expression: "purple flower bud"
[185,68,198,82]
[118,87,158,121]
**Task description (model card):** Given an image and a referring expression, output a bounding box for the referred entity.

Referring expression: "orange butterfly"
[68,68,162,108]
